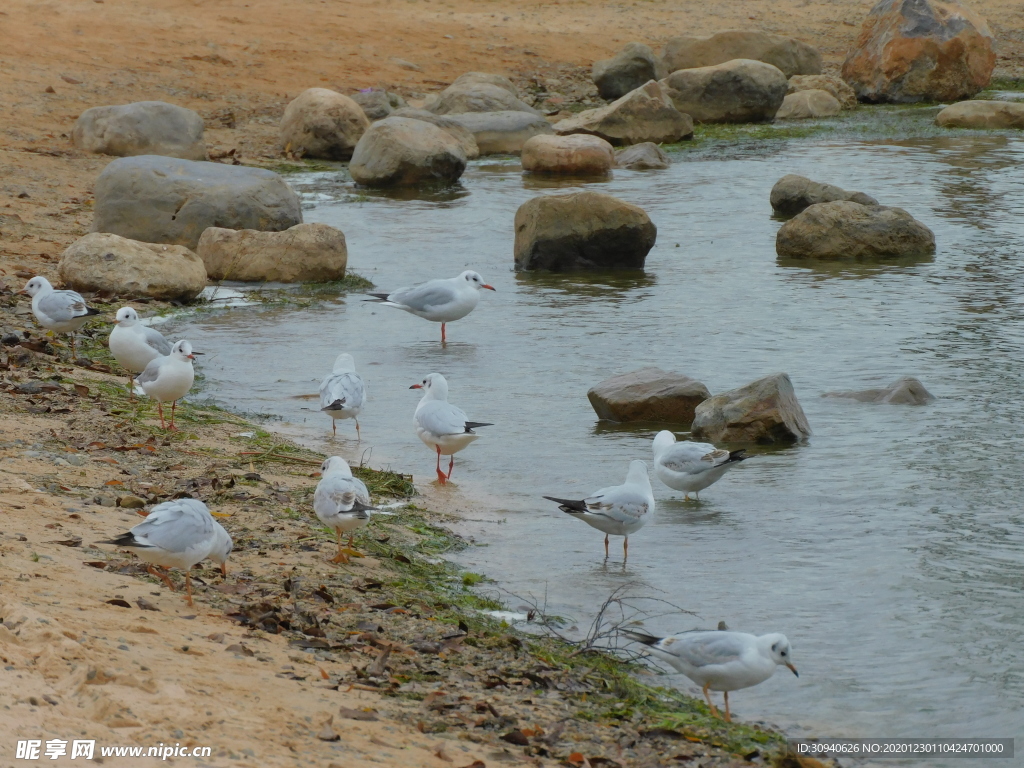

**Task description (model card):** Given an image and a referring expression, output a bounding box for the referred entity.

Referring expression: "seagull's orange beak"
[482,284,496,291]
[113,319,121,324]
[16,289,29,296]
[786,663,799,677]
[409,383,423,389]
[187,353,196,360]
[311,471,322,477]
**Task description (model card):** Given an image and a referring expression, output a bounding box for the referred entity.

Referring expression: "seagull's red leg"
[435,445,446,484]
[446,455,455,480]
[724,691,731,722]
[157,402,166,430]
[702,682,721,719]
[355,418,360,441]
[623,536,629,561]
[147,564,175,591]
[332,420,336,437]
[168,400,178,431]
[185,571,193,606]
[604,534,609,558]
[441,323,446,343]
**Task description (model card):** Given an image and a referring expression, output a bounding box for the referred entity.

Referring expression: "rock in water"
[935,100,1024,128]
[787,74,858,110]
[588,367,711,424]
[775,89,842,120]
[691,373,811,444]
[58,233,207,300]
[390,108,480,158]
[554,80,692,146]
[444,111,554,155]
[770,175,878,217]
[279,88,370,160]
[776,201,935,259]
[197,223,347,282]
[514,191,656,271]
[823,376,935,405]
[615,142,670,170]
[349,117,467,187]
[660,59,787,123]
[662,30,822,78]
[521,134,615,175]
[72,101,206,160]
[841,0,995,103]
[592,43,662,100]
[92,156,302,250]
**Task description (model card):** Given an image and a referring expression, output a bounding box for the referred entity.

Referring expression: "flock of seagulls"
[18,269,795,722]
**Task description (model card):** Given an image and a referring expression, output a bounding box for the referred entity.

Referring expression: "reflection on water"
[176,114,1024,764]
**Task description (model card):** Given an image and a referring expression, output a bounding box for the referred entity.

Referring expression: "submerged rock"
[770,175,878,217]
[662,30,822,78]
[445,111,554,155]
[775,89,841,120]
[615,142,670,170]
[521,134,615,175]
[197,223,347,283]
[72,101,206,160]
[588,367,711,424]
[660,59,787,123]
[349,117,467,187]
[823,376,935,405]
[691,372,811,444]
[554,80,692,146]
[776,201,935,260]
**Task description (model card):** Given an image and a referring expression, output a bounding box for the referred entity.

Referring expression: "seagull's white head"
[626,460,650,487]
[208,525,233,576]
[20,276,53,297]
[762,633,798,677]
[171,340,195,361]
[652,430,677,457]
[332,352,356,374]
[459,270,495,292]
[114,307,140,326]
[320,455,353,478]
[410,372,449,400]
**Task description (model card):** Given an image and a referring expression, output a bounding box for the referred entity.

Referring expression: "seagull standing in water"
[108,307,172,395]
[652,430,747,500]
[313,456,375,564]
[411,373,491,484]
[318,352,366,439]
[621,628,798,722]
[137,340,196,430]
[544,460,654,561]
[19,276,99,358]
[365,270,495,343]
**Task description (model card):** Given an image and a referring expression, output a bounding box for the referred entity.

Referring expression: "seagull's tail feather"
[99,532,148,549]
[84,306,102,317]
[620,629,662,646]
[726,449,749,464]
[363,293,391,302]
[464,421,493,432]
[351,500,378,513]
[321,398,346,412]
[543,496,587,514]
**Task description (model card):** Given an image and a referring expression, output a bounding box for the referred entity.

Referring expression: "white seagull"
[205,519,234,577]
[410,373,492,484]
[544,460,654,560]
[313,456,375,564]
[137,340,196,431]
[652,430,748,501]
[365,270,495,343]
[622,628,799,722]
[100,498,230,605]
[19,276,100,358]
[108,307,172,394]
[318,353,366,439]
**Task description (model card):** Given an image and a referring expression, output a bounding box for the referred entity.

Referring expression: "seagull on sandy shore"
[108,307,172,395]
[411,373,492,484]
[543,460,654,560]
[313,456,375,564]
[19,276,100,358]
[652,430,748,501]
[100,498,230,605]
[365,270,495,343]
[621,628,798,722]
[137,340,196,430]
[319,352,366,439]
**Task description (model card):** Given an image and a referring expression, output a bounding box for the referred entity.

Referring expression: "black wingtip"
[321,399,346,412]
[727,449,749,463]
[620,629,661,646]
[85,306,102,316]
[464,421,493,432]
[99,532,145,548]
[542,495,587,513]
[363,293,390,302]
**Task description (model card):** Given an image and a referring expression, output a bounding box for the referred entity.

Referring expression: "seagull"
[19,276,100,358]
[411,373,492,484]
[313,456,375,564]
[137,340,196,431]
[108,307,172,395]
[365,270,495,343]
[319,353,366,439]
[205,519,233,576]
[100,498,229,605]
[543,460,654,560]
[621,628,798,722]
[652,430,747,500]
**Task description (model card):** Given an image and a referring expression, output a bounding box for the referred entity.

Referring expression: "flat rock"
[663,30,821,78]
[615,142,670,170]
[514,190,656,271]
[554,80,692,145]
[390,108,480,159]
[92,156,302,250]
[660,59,787,123]
[197,222,347,282]
[841,0,996,103]
[691,372,811,444]
[775,89,841,120]
[771,175,878,217]
[521,134,614,175]
[58,232,206,300]
[823,376,935,405]
[72,101,206,160]
[587,367,711,424]
[935,100,1024,129]
[279,88,370,160]
[592,43,661,100]
[445,111,554,155]
[788,74,857,110]
[349,116,467,187]
[776,200,935,260]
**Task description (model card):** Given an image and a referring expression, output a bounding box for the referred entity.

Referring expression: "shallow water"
[173,115,1024,762]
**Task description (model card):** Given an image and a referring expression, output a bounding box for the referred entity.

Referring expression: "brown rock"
[660,60,787,123]
[429,78,539,115]
[935,100,1024,129]
[521,134,614,175]
[449,72,519,96]
[389,108,480,158]
[823,376,935,405]
[197,223,347,282]
[841,0,995,103]
[588,367,711,424]
[72,101,206,160]
[776,201,935,260]
[787,75,857,110]
[663,30,821,78]
[554,80,693,146]
[770,175,878,217]
[279,88,370,160]
[592,43,661,100]
[444,111,554,155]
[349,117,467,187]
[615,142,670,170]
[775,89,841,120]
[691,373,811,444]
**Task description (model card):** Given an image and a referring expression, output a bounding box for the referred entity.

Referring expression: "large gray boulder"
[770,175,878,217]
[615,142,670,170]
[390,108,480,159]
[776,201,935,260]
[823,376,935,405]
[429,78,539,116]
[521,134,614,175]
[660,59,787,123]
[72,101,206,161]
[349,117,467,187]
[197,222,347,282]
[554,80,692,146]
[449,72,519,95]
[691,373,811,444]
[92,156,302,251]
[663,30,821,78]
[935,100,1024,129]
[588,367,711,424]
[775,89,841,120]
[592,43,661,100]
[58,232,206,300]
[514,191,656,272]
[788,74,857,110]
[349,89,394,121]
[279,88,370,160]
[445,111,554,155]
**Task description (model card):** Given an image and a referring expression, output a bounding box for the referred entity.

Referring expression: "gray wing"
[660,442,730,475]
[315,475,360,513]
[417,401,469,437]
[136,355,164,385]
[658,631,749,668]
[319,372,365,410]
[142,325,172,355]
[132,500,213,553]
[352,477,370,505]
[389,281,457,312]
[38,290,90,322]
[585,486,651,524]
